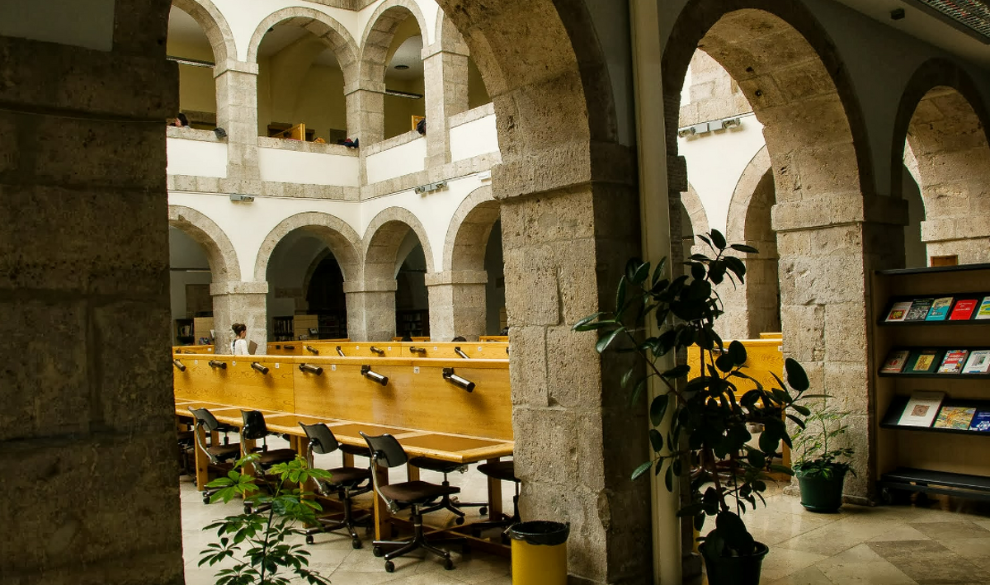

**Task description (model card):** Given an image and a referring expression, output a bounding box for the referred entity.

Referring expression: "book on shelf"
[962,350,990,374]
[970,411,990,432]
[881,349,911,373]
[897,391,945,427]
[937,349,970,374]
[976,296,990,320]
[885,301,913,322]
[906,349,940,374]
[949,299,978,320]
[905,298,934,321]
[925,296,954,321]
[933,405,977,430]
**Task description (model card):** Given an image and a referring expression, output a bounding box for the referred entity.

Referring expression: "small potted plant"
[792,404,855,513]
[198,453,334,585]
[575,230,819,585]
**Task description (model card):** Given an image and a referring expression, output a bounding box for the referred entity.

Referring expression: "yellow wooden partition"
[685,338,782,398]
[269,340,510,360]
[173,345,214,354]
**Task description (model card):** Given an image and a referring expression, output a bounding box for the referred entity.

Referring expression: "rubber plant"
[574,229,820,559]
[199,454,333,585]
[792,404,855,480]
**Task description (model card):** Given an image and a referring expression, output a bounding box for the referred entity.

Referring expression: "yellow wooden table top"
[175,400,513,463]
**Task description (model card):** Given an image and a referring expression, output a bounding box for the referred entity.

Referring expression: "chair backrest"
[189,408,221,432]
[360,432,408,468]
[240,410,269,440]
[299,423,340,456]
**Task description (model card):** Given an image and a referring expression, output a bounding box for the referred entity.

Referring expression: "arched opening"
[742,169,780,336]
[167,5,217,128]
[265,230,348,341]
[467,56,491,109]
[902,147,927,268]
[169,227,213,345]
[255,18,352,143]
[395,232,430,338]
[443,190,503,339]
[484,219,505,334]
[366,8,427,140]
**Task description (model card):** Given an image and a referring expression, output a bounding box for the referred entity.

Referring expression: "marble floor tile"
[758,547,829,582]
[908,521,990,541]
[766,564,834,585]
[867,524,933,542]
[868,539,990,584]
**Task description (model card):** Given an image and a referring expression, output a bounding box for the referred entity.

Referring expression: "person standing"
[231,323,249,355]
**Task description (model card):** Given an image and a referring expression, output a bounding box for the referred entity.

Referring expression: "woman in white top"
[231,323,249,355]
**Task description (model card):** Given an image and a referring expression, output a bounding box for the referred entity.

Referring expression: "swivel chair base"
[371,508,467,572]
[305,489,372,549]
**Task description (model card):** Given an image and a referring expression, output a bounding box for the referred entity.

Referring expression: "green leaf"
[690,262,705,281]
[730,243,759,254]
[649,429,664,452]
[785,358,810,391]
[792,404,811,416]
[596,327,624,354]
[660,365,690,379]
[710,229,727,250]
[650,394,670,426]
[728,340,747,366]
[664,462,674,492]
[652,257,667,285]
[573,312,605,331]
[632,461,652,480]
[616,276,627,313]
[633,261,651,285]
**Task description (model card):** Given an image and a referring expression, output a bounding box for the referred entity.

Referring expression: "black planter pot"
[699,541,770,585]
[797,467,848,513]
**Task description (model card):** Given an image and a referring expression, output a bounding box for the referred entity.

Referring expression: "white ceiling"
[387,35,424,81]
[168,6,212,56]
[836,0,990,68]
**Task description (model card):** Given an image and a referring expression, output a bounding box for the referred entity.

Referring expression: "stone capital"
[772,193,908,233]
[210,281,269,296]
[424,270,489,287]
[344,81,385,96]
[421,42,469,60]
[342,280,398,294]
[214,60,259,77]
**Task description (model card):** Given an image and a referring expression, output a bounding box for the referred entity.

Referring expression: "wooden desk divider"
[173,344,215,354]
[300,341,510,360]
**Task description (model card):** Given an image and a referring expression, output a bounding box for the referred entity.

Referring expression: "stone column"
[343,281,397,342]
[921,218,990,264]
[425,270,488,341]
[344,82,385,145]
[0,12,184,584]
[773,194,907,501]
[215,60,261,194]
[212,281,269,355]
[422,42,470,167]
[497,149,652,584]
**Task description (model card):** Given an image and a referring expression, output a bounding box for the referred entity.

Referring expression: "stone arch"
[253,212,362,283]
[362,207,436,283]
[434,9,469,53]
[891,58,990,264]
[680,183,710,240]
[359,0,431,85]
[171,0,236,65]
[245,7,359,85]
[443,186,499,272]
[168,205,240,282]
[726,146,772,243]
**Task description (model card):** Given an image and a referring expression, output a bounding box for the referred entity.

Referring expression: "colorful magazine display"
[949,299,978,321]
[885,301,913,322]
[897,391,945,427]
[906,349,940,374]
[937,349,970,374]
[881,349,911,373]
[962,350,990,374]
[933,406,976,430]
[925,297,954,321]
[905,298,934,321]
[970,411,990,432]
[975,296,990,320]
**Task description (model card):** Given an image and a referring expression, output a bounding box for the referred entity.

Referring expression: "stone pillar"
[422,42,469,167]
[774,195,907,501]
[343,281,397,341]
[215,61,261,194]
[425,270,488,341]
[0,12,185,584]
[212,281,269,355]
[921,218,990,264]
[345,82,385,145]
[497,157,652,584]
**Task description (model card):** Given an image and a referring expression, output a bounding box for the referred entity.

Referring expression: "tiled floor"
[181,451,990,585]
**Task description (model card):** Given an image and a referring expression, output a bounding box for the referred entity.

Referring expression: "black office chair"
[299,423,373,549]
[406,457,487,524]
[470,460,521,538]
[189,408,242,504]
[240,410,297,513]
[360,432,467,572]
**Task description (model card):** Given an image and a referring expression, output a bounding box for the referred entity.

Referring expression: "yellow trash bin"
[509,521,570,585]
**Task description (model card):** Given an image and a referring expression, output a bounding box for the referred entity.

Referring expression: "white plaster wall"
[450,114,498,161]
[167,138,228,178]
[258,148,360,186]
[365,137,427,183]
[677,114,764,235]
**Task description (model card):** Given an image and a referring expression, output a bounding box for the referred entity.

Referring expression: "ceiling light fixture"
[394,64,409,70]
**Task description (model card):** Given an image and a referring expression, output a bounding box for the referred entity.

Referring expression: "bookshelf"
[318,312,347,339]
[871,264,990,502]
[175,318,194,345]
[396,309,428,338]
[272,316,294,342]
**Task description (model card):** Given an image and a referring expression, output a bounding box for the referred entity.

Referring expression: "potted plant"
[791,404,855,513]
[198,453,334,585]
[574,230,818,585]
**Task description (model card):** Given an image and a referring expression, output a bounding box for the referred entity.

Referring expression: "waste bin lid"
[508,521,570,546]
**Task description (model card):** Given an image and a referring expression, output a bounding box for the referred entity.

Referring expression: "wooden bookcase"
[175,318,194,345]
[871,263,990,502]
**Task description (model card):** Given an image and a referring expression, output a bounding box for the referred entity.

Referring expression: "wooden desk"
[175,399,513,540]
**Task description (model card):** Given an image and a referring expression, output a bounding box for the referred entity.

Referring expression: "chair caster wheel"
[384,561,395,573]
[305,535,314,545]
[352,538,362,549]
[202,495,210,504]
[454,516,465,525]
[479,507,487,516]
[243,505,252,514]
[373,546,383,558]
[444,558,454,570]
